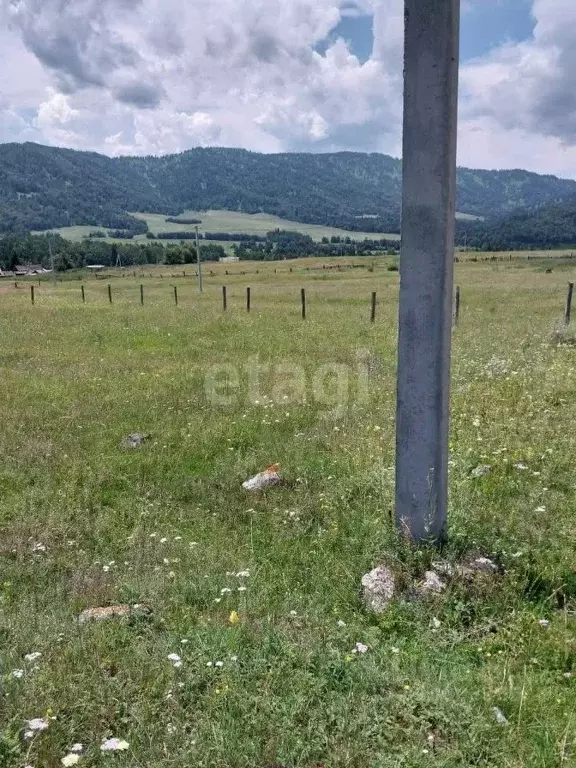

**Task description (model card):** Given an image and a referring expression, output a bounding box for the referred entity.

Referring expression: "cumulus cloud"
[1,0,576,178]
[460,0,576,157]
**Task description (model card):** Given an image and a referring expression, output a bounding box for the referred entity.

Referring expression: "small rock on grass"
[471,464,492,478]
[492,707,509,725]
[420,571,446,594]
[79,603,151,624]
[120,432,150,449]
[361,566,396,613]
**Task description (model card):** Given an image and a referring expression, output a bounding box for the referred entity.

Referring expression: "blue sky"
[322,0,535,64]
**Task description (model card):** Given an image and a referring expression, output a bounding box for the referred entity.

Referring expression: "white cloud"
[0,0,575,179]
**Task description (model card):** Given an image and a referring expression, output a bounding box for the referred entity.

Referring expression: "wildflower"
[160,538,168,544]
[535,506,546,513]
[206,661,213,667]
[215,661,224,668]
[61,755,80,766]
[538,619,550,628]
[220,587,232,595]
[25,652,42,663]
[230,655,238,662]
[100,738,130,752]
[431,617,441,629]
[71,744,83,753]
[513,463,528,470]
[289,610,297,616]
[337,620,346,628]
[353,642,369,654]
[391,647,400,654]
[180,639,189,645]
[32,542,46,553]
[174,536,182,541]
[26,717,49,733]
[102,565,110,573]
[236,570,250,578]
[12,669,25,678]
[229,610,240,625]
[237,586,247,592]
[167,653,182,667]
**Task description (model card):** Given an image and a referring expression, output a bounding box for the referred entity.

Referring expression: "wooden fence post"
[246,286,251,313]
[301,288,306,320]
[371,291,377,323]
[140,284,144,305]
[30,285,35,305]
[222,285,227,311]
[108,284,112,303]
[174,286,178,306]
[566,282,574,325]
[454,285,460,326]
[81,285,85,303]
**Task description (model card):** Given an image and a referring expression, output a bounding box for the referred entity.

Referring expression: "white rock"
[421,571,446,594]
[493,707,509,725]
[361,566,396,613]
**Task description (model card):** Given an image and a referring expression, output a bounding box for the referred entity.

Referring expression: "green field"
[1,256,576,766]
[32,210,401,244]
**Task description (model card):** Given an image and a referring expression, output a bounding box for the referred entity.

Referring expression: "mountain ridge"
[1,141,576,236]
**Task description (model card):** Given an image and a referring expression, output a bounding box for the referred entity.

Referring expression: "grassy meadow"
[1,255,576,767]
[32,209,401,245]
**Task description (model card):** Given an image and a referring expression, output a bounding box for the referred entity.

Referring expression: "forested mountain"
[457,199,576,251]
[1,142,576,237]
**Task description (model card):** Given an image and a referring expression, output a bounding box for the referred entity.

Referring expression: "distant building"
[219,256,239,263]
[86,264,106,271]
[13,264,51,276]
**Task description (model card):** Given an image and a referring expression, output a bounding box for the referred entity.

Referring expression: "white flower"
[61,754,81,766]
[230,655,238,662]
[102,565,110,573]
[215,660,224,668]
[174,536,182,541]
[431,617,441,629]
[538,619,550,628]
[337,620,346,628]
[391,647,400,654]
[472,417,480,427]
[100,738,130,752]
[206,661,213,667]
[535,506,546,513]
[236,570,250,578]
[289,610,297,616]
[32,542,46,553]
[24,652,42,663]
[513,463,528,470]
[167,653,182,665]
[70,744,83,753]
[220,587,232,595]
[26,717,49,732]
[353,642,369,654]
[160,538,168,544]
[12,669,25,678]
[238,586,247,592]
[166,724,177,734]
[180,639,189,645]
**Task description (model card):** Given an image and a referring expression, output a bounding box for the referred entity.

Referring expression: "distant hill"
[1,142,576,238]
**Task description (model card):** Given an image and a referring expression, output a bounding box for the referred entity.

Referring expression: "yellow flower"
[229,610,240,626]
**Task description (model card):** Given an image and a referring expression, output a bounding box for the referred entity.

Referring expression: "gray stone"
[421,571,446,594]
[361,566,396,614]
[120,433,150,449]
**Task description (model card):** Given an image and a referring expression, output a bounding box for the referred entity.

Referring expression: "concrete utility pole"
[395,0,460,543]
[195,226,203,293]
